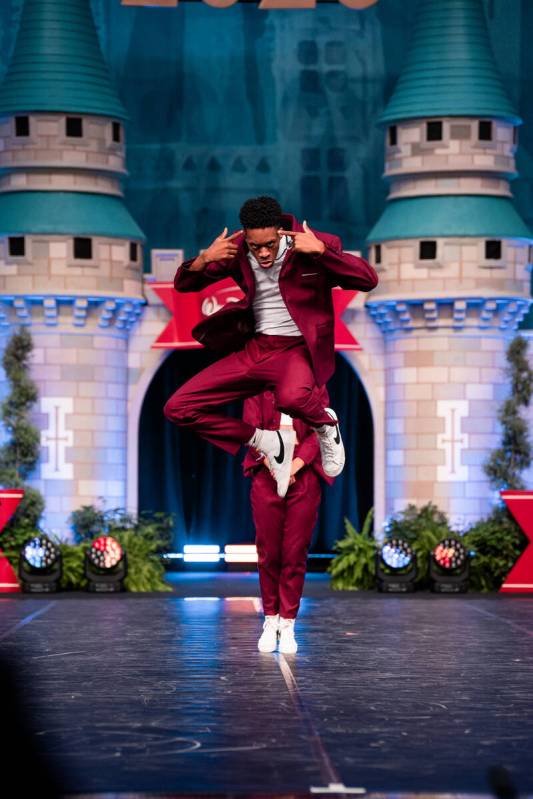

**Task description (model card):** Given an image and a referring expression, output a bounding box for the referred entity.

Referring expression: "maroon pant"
[251,465,321,619]
[164,334,334,455]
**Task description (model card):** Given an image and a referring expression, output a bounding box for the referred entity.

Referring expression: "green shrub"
[0,329,45,530]
[463,507,527,592]
[384,502,452,586]
[59,543,88,591]
[69,505,173,592]
[327,509,376,590]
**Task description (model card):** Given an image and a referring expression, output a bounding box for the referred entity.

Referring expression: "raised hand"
[281,220,325,256]
[203,227,243,263]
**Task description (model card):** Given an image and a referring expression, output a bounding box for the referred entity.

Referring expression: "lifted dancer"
[164,196,378,496]
[243,388,333,654]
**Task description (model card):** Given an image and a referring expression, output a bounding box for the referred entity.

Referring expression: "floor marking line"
[276,652,341,786]
[468,603,533,639]
[0,601,56,642]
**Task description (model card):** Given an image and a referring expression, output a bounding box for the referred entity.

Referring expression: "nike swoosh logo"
[274,431,285,464]
[334,425,340,445]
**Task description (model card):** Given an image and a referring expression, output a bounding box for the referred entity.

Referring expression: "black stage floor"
[1,574,533,798]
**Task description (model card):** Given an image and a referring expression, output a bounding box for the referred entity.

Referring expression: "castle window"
[388,126,397,146]
[15,116,30,137]
[8,236,25,257]
[479,120,493,141]
[130,242,139,262]
[73,237,92,260]
[419,240,437,260]
[325,41,346,66]
[513,127,519,146]
[426,121,443,142]
[112,121,122,143]
[300,70,320,93]
[297,41,318,66]
[66,116,83,138]
[301,148,320,171]
[374,244,382,265]
[485,240,502,260]
[327,147,345,171]
[300,175,322,219]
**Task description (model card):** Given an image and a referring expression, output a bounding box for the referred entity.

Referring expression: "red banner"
[500,490,533,593]
[0,489,25,593]
[149,279,360,351]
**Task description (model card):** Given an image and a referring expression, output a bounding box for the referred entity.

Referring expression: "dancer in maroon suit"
[164,196,378,497]
[243,388,333,654]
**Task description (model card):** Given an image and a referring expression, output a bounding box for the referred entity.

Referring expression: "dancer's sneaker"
[252,428,296,498]
[278,617,298,654]
[315,407,345,477]
[258,614,279,653]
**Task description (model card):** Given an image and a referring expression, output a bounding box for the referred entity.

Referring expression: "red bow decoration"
[0,489,25,593]
[499,491,533,593]
[149,279,360,351]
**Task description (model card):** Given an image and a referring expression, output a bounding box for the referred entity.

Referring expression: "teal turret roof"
[367,195,532,243]
[379,0,520,126]
[0,0,127,120]
[0,192,144,240]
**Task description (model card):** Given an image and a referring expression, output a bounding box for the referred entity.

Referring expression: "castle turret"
[0,0,145,536]
[366,0,532,527]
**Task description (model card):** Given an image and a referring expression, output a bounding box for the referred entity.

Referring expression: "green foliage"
[70,504,173,592]
[385,502,452,585]
[0,523,40,569]
[0,328,45,529]
[463,507,527,592]
[2,504,174,592]
[484,335,533,490]
[109,529,172,593]
[70,504,107,542]
[59,543,87,591]
[327,509,376,590]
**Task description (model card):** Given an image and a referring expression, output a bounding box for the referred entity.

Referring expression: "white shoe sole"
[258,641,277,653]
[278,641,298,654]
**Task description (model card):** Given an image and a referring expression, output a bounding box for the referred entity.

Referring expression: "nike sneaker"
[315,407,345,477]
[258,614,279,653]
[251,428,296,498]
[278,617,298,654]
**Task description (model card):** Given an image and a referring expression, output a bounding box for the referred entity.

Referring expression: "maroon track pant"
[251,466,321,619]
[163,334,334,455]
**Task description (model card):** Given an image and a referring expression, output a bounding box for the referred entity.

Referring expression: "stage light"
[376,537,417,592]
[224,544,258,564]
[85,535,127,592]
[183,544,221,563]
[430,537,469,593]
[19,535,62,593]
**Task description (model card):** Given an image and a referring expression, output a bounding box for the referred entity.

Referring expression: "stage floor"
[1,576,533,797]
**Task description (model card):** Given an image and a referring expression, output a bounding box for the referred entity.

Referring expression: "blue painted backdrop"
[1,0,532,259]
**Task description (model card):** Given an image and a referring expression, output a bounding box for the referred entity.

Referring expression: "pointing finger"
[218,226,228,239]
[283,230,301,237]
[227,229,243,240]
[303,220,310,231]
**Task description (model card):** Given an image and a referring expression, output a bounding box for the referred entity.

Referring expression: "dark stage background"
[139,352,373,551]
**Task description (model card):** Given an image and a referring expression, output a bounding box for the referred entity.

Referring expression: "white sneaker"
[258,614,279,653]
[315,407,345,477]
[278,617,298,654]
[254,428,296,498]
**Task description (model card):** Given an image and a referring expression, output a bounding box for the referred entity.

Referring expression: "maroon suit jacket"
[175,213,378,386]
[241,388,334,485]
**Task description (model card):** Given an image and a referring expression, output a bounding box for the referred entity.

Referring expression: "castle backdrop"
[0,0,532,547]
